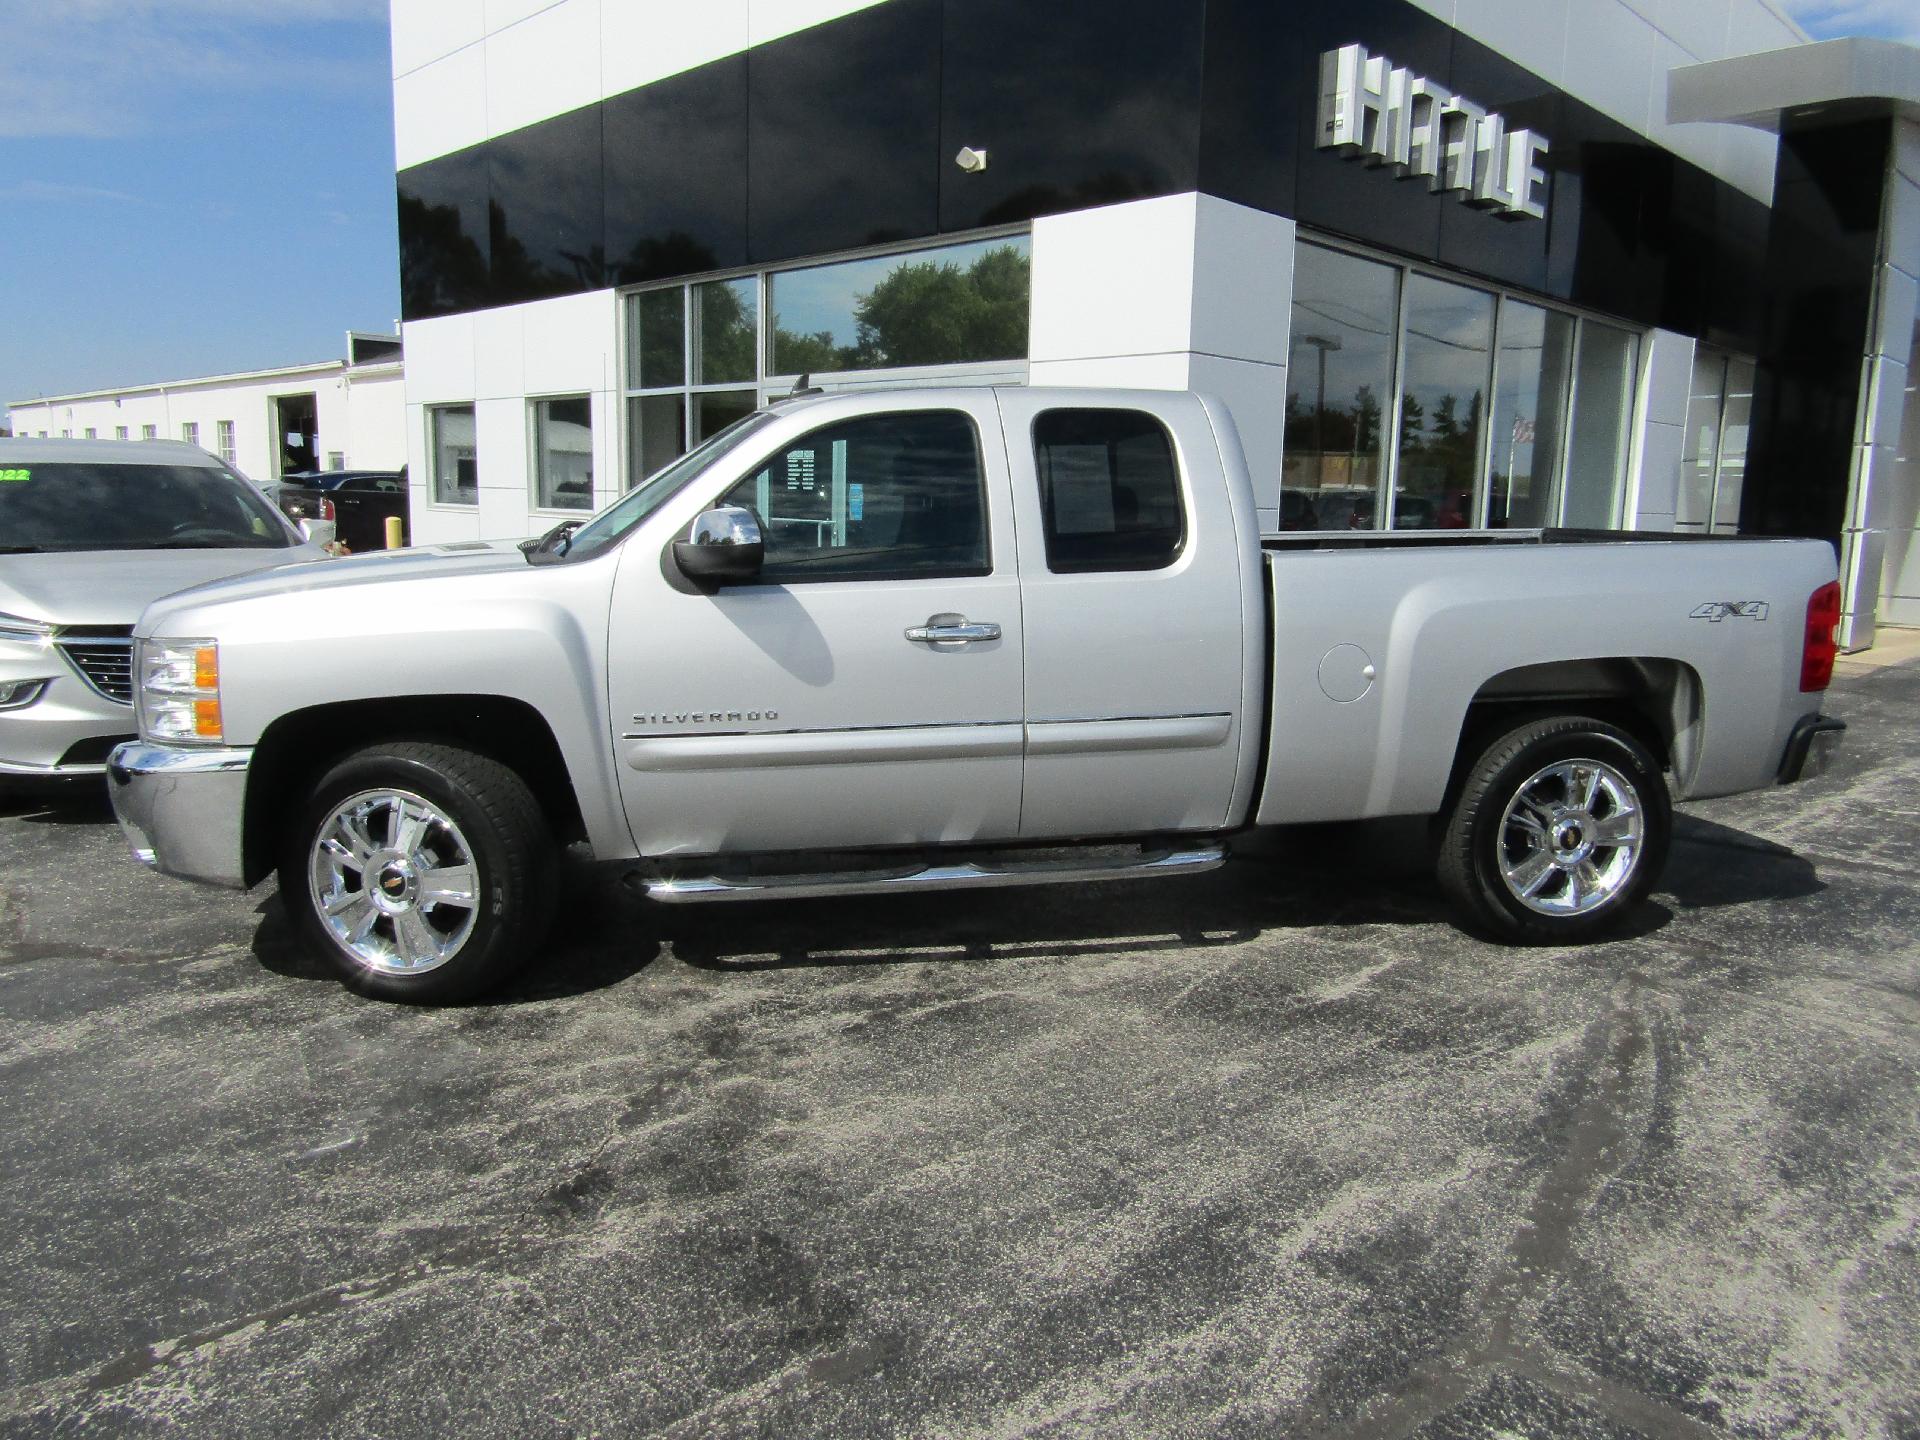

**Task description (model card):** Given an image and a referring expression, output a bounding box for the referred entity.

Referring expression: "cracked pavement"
[1,655,1916,1438]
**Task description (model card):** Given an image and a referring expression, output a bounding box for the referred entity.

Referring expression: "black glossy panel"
[1742,117,1889,543]
[1543,103,1653,323]
[490,105,606,307]
[1703,188,1768,352]
[1198,0,1300,219]
[747,0,940,264]
[604,56,747,286]
[1285,0,1454,263]
[1434,35,1553,296]
[397,148,490,321]
[939,0,1202,233]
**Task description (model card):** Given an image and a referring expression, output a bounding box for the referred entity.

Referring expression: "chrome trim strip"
[1025,713,1233,755]
[108,742,252,777]
[624,722,1024,772]
[646,843,1226,903]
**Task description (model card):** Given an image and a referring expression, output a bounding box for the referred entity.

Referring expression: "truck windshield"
[550,410,779,564]
[0,462,292,552]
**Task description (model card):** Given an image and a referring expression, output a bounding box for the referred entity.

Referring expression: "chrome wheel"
[1496,758,1644,917]
[307,787,480,975]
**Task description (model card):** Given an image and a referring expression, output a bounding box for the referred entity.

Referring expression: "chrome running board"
[643,842,1226,904]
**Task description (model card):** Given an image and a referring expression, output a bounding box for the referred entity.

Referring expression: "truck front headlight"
[138,638,223,744]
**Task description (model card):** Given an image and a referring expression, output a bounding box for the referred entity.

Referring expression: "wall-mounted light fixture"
[954,146,989,173]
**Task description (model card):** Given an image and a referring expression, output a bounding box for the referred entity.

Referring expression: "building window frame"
[181,421,199,448]
[1290,231,1645,533]
[217,420,237,465]
[618,227,1032,491]
[426,402,479,508]
[528,392,595,517]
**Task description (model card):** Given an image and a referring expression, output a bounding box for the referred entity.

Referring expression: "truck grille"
[56,630,136,706]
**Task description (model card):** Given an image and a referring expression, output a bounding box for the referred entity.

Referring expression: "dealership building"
[7,334,407,482]
[391,0,1920,646]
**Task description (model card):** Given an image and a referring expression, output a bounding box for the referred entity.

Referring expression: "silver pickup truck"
[107,388,1845,1002]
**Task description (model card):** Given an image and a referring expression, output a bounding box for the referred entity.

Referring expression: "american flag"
[1511,416,1535,444]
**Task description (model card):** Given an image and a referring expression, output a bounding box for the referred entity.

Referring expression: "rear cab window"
[1032,409,1185,573]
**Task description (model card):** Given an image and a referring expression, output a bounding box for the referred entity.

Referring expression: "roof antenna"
[787,372,823,398]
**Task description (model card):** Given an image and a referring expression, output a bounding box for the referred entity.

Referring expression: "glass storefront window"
[428,403,477,506]
[621,234,1031,489]
[632,289,685,389]
[627,393,685,489]
[1560,322,1639,530]
[1283,245,1399,531]
[694,278,756,385]
[1488,300,1574,529]
[1283,237,1643,536]
[694,390,757,445]
[768,235,1030,375]
[531,395,593,511]
[1680,350,1754,533]
[1397,274,1494,530]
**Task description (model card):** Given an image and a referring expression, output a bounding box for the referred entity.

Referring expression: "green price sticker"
[0,469,30,483]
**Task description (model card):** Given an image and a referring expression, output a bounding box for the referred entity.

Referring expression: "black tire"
[278,741,556,1003]
[1438,716,1670,945]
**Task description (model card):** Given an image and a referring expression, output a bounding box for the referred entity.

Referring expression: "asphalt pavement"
[1,651,1916,1438]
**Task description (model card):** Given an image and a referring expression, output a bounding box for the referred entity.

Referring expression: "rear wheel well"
[243,695,584,887]
[1446,658,1700,809]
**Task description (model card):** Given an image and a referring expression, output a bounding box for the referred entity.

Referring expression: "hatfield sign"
[1317,43,1551,220]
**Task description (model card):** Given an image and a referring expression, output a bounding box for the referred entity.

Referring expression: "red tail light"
[1800,580,1841,692]
[316,496,336,522]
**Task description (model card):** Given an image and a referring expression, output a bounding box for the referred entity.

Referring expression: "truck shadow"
[236,811,1825,998]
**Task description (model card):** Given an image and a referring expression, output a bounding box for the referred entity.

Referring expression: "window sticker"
[0,468,31,483]
[848,482,864,522]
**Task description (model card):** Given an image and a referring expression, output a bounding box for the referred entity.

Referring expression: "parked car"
[274,469,409,553]
[108,388,1843,1002]
[0,438,333,783]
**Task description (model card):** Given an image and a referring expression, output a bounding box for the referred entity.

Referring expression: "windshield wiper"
[521,519,581,564]
[0,545,46,554]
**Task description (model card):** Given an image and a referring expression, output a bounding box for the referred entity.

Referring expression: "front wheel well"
[242,695,585,887]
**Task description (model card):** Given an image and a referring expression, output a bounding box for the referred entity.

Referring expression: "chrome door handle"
[905,615,1002,646]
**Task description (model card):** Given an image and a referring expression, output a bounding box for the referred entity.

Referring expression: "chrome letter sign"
[1317,43,1550,220]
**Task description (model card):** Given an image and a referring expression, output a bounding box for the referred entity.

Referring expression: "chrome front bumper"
[107,741,253,889]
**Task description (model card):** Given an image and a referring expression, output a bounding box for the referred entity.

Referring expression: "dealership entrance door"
[272,393,318,476]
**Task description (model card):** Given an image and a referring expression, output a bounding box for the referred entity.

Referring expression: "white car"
[0,438,331,783]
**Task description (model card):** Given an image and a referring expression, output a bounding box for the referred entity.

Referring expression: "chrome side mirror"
[673,505,764,588]
[297,517,337,548]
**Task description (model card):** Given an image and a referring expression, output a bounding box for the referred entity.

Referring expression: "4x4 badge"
[1689,601,1770,622]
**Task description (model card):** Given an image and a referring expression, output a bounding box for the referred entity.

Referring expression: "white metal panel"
[602,0,749,97]
[521,289,618,398]
[1190,198,1296,368]
[1562,0,1656,136]
[391,0,486,77]
[472,307,527,402]
[393,44,489,170]
[485,0,564,33]
[1630,419,1685,526]
[1188,353,1288,526]
[1029,195,1199,364]
[746,0,893,47]
[1455,0,1568,88]
[401,315,478,406]
[483,0,602,141]
[1027,355,1194,391]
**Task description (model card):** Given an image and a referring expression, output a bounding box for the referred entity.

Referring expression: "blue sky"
[0,0,1915,420]
[0,0,398,412]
